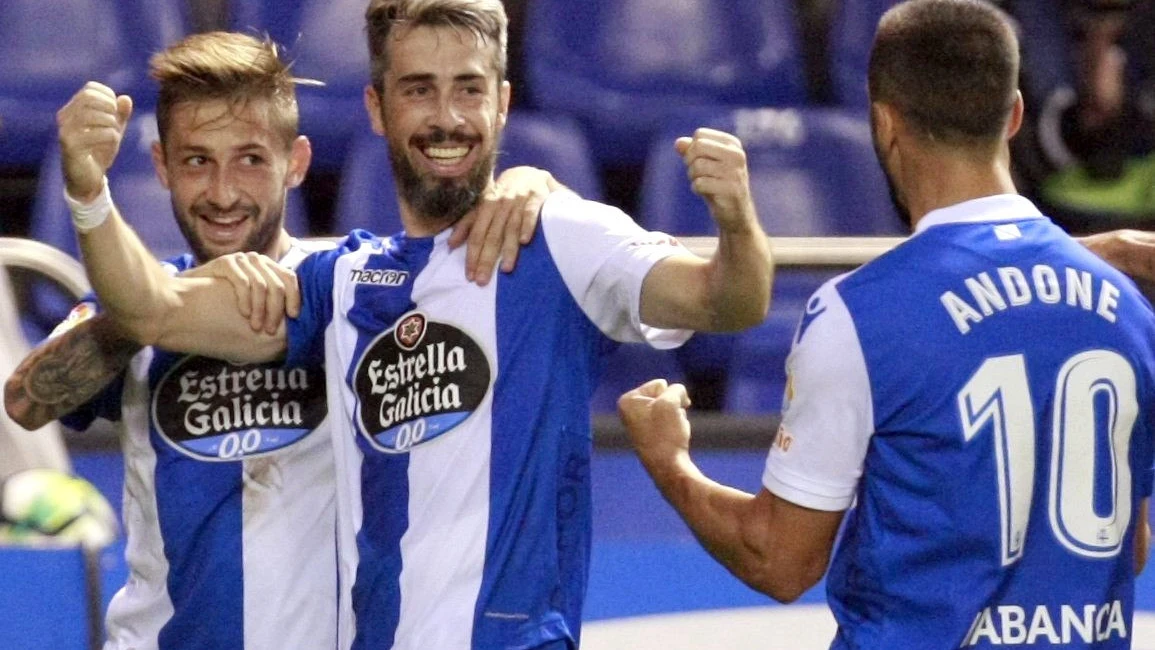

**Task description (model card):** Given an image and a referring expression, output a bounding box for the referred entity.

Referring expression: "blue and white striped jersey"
[285,191,689,650]
[61,239,338,650]
[766,195,1155,648]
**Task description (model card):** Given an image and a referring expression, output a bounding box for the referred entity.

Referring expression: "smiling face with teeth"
[364,23,510,236]
[151,98,311,263]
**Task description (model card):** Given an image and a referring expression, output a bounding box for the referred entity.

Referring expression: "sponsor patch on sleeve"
[627,234,685,250]
[48,302,98,339]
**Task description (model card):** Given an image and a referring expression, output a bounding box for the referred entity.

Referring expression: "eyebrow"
[174,142,270,154]
[396,72,487,84]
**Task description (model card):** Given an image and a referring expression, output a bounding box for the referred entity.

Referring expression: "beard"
[881,168,914,229]
[389,127,496,226]
[175,198,284,264]
[870,122,914,229]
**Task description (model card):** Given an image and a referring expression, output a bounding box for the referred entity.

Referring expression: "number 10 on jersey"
[958,350,1137,566]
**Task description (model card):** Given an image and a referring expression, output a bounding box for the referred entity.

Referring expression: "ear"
[150,140,171,190]
[1006,90,1024,140]
[497,80,511,131]
[870,101,898,154]
[364,85,386,136]
[286,135,312,189]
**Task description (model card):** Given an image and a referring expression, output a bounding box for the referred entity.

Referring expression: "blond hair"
[150,31,309,148]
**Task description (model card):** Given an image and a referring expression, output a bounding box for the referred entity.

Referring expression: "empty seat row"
[1,0,1080,174]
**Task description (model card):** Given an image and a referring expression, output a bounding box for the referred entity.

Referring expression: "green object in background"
[0,468,117,549]
[1042,152,1155,218]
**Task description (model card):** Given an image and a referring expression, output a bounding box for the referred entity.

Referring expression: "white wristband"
[63,176,112,232]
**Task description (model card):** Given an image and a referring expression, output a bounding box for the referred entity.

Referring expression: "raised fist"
[56,82,133,202]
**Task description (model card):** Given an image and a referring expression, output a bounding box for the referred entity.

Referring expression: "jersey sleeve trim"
[762,461,856,511]
[541,191,692,346]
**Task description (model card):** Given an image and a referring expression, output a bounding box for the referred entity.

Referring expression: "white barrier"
[0,237,90,476]
[682,235,905,266]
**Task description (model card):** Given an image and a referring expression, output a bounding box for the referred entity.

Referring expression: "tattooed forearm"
[3,314,140,430]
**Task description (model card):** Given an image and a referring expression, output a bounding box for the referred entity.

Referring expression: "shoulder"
[293,231,388,270]
[794,276,857,349]
[540,190,639,235]
[290,238,340,255]
[161,253,196,275]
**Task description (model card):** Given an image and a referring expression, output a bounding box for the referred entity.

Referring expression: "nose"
[430,94,465,132]
[205,166,240,210]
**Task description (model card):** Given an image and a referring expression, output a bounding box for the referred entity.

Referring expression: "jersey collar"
[913,194,1044,234]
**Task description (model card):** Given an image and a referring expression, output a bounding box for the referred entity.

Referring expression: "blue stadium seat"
[332,128,400,236]
[525,0,807,166]
[590,344,686,415]
[640,106,902,405]
[723,310,796,415]
[831,0,1076,110]
[231,0,371,170]
[0,0,185,166]
[828,0,896,109]
[641,106,904,237]
[333,110,603,236]
[723,270,839,414]
[1005,0,1076,104]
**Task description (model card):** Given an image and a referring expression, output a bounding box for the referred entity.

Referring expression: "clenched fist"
[56,81,134,202]
[676,128,758,234]
[618,378,695,473]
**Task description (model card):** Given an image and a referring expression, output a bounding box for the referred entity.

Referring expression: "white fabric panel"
[763,280,873,512]
[540,191,691,348]
[104,348,173,650]
[242,413,337,649]
[392,234,494,650]
[331,240,385,650]
[0,266,71,476]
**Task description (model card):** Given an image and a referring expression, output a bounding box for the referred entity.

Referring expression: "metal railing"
[682,235,905,265]
[0,234,912,449]
[0,237,91,297]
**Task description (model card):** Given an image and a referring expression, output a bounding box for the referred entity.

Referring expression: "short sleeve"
[762,280,875,512]
[540,191,691,348]
[285,237,353,367]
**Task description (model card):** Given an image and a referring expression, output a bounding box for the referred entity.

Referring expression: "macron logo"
[349,268,409,287]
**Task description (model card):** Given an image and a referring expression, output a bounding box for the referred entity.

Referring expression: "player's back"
[824,202,1155,648]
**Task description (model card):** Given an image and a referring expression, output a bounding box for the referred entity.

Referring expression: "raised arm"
[618,380,844,602]
[3,314,139,431]
[639,129,773,332]
[57,83,289,363]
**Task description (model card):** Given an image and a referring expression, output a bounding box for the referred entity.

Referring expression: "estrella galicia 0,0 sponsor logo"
[152,356,327,461]
[353,311,491,453]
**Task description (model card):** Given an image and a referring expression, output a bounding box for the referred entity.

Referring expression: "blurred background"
[1,0,1154,647]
